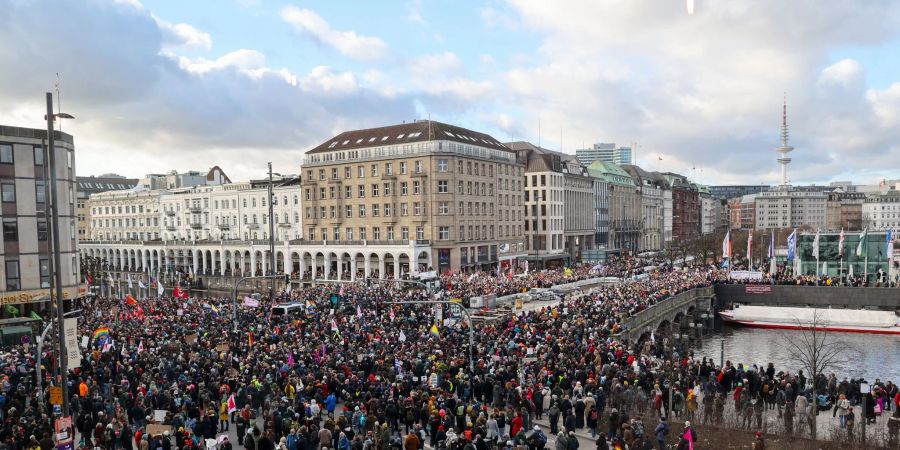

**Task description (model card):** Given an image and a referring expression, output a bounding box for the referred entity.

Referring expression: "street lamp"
[44,92,74,418]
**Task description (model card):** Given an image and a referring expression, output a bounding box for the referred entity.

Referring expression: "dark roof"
[76,175,139,194]
[307,120,511,154]
[0,125,74,144]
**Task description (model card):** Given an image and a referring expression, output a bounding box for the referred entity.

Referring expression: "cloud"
[280,6,389,61]
[407,0,426,25]
[818,59,863,87]
[154,16,213,50]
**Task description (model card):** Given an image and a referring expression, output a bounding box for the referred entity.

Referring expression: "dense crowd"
[0,256,897,450]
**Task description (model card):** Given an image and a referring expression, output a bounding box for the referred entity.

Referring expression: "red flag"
[227,394,237,413]
[125,294,138,306]
[173,286,188,299]
[248,331,254,347]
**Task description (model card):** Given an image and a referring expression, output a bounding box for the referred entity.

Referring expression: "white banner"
[63,318,82,369]
[243,297,259,307]
[728,270,764,281]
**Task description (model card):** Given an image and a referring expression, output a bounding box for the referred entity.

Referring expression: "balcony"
[217,223,230,230]
[381,173,397,180]
[188,206,202,213]
[278,222,292,228]
[410,171,428,178]
[190,223,203,229]
[247,223,260,229]
[166,225,177,231]
[165,210,176,216]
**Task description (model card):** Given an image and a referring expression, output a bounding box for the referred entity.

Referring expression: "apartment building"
[76,174,138,240]
[589,161,642,254]
[754,186,828,230]
[623,165,666,252]
[862,190,900,231]
[661,173,699,241]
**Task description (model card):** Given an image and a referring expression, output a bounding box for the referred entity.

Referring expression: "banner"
[63,318,82,369]
[728,270,764,281]
[242,297,259,307]
[745,285,772,294]
[0,285,83,306]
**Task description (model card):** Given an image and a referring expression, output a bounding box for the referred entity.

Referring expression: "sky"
[1,0,899,186]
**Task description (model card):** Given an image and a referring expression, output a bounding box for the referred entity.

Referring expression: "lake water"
[693,325,900,382]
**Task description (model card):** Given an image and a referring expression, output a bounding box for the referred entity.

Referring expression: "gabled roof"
[307,120,511,154]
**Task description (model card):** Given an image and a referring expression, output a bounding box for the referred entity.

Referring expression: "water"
[693,325,900,383]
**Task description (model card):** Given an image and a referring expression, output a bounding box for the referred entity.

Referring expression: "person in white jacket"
[836,394,851,428]
[795,394,809,433]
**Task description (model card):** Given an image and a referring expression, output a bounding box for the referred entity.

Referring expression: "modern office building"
[76,174,138,241]
[795,230,896,283]
[708,185,769,201]
[575,142,633,166]
[507,142,594,266]
[0,125,81,317]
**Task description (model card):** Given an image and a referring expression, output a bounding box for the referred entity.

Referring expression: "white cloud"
[154,16,213,50]
[299,66,358,95]
[818,59,863,86]
[280,6,389,61]
[407,0,426,25]
[173,49,266,74]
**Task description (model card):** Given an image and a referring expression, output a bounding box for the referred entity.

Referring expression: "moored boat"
[718,304,900,335]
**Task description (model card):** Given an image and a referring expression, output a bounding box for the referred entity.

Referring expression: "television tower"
[776,95,793,185]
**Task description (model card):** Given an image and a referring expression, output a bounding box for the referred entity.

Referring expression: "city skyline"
[2,0,899,185]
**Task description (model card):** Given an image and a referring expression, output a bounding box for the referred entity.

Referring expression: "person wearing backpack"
[653,417,668,450]
[587,406,599,438]
[566,431,579,450]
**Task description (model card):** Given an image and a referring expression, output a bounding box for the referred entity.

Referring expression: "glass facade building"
[796,231,894,281]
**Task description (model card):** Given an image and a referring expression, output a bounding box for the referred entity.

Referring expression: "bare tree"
[778,310,860,440]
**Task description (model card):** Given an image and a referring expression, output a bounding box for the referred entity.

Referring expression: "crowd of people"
[0,256,897,450]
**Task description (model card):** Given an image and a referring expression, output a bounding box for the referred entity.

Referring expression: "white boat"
[718,305,900,335]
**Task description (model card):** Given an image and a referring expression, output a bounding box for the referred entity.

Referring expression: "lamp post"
[44,92,74,418]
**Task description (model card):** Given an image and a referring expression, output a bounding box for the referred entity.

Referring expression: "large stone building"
[699,186,721,235]
[139,167,231,190]
[302,121,525,274]
[862,190,900,231]
[0,125,80,317]
[825,190,865,231]
[623,165,666,252]
[661,173,699,241]
[507,142,594,266]
[76,174,138,241]
[589,161,642,254]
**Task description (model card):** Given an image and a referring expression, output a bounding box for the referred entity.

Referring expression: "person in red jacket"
[511,412,524,437]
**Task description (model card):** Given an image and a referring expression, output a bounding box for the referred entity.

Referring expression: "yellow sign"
[0,285,84,306]
[49,386,63,405]
[449,297,462,304]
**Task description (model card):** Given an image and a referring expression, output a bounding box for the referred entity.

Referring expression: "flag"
[722,230,732,259]
[173,286,188,299]
[849,262,854,278]
[338,285,345,297]
[389,307,395,321]
[288,353,294,366]
[787,229,797,261]
[768,230,776,276]
[356,304,362,318]
[524,260,529,275]
[157,279,164,296]
[248,331,254,347]
[227,394,237,414]
[5,305,18,317]
[812,230,820,259]
[30,311,42,321]
[429,323,440,337]
[330,318,339,332]
[125,295,138,306]
[108,272,114,285]
[399,330,407,342]
[137,341,143,352]
[747,232,753,263]
[208,303,219,316]
[856,228,868,257]
[243,297,259,307]
[838,228,845,257]
[886,229,893,257]
[821,261,828,277]
[86,274,93,286]
[127,274,133,290]
[138,279,146,290]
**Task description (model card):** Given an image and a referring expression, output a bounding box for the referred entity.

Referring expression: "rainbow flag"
[93,327,110,345]
[429,323,440,338]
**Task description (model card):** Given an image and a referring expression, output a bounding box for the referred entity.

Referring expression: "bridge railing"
[617,286,714,339]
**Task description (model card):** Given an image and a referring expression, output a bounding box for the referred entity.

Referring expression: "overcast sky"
[1,0,899,185]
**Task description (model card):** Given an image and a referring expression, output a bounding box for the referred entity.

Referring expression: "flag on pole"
[722,230,732,259]
[138,279,146,290]
[838,228,845,257]
[524,260,529,275]
[389,307,395,321]
[821,261,828,277]
[125,294,138,306]
[356,304,362,318]
[173,286,188,299]
[787,229,797,261]
[227,394,237,414]
[812,230,820,259]
[886,229,893,257]
[856,228,868,257]
[127,274,134,290]
[248,331,254,347]
[108,272,114,285]
[848,262,854,278]
[429,323,440,337]
[768,230,776,276]
[157,279,165,296]
[747,232,753,263]
[330,318,339,332]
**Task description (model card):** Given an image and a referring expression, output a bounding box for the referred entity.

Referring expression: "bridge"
[615,286,715,341]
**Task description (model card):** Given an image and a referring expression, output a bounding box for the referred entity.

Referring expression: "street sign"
[49,386,63,405]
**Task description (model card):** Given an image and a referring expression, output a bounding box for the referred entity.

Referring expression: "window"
[371,164,378,177]
[413,181,421,195]
[401,227,409,240]
[400,162,407,174]
[35,180,46,204]
[333,227,340,240]
[358,185,365,198]
[372,204,380,216]
[400,182,408,195]
[384,203,392,216]
[385,163,393,175]
[437,180,448,193]
[384,183,392,196]
[437,159,448,172]
[37,217,48,241]
[0,144,12,164]
[330,206,336,218]
[5,259,20,291]
[458,181,464,194]
[413,202,421,216]
[459,226,465,240]
[387,226,394,240]
[438,226,449,240]
[458,202,464,215]
[372,184,379,197]
[345,205,352,218]
[360,227,367,240]
[358,166,365,177]
[416,226,424,240]
[1,181,15,203]
[373,227,381,240]
[39,257,50,288]
[2,218,17,242]
[401,203,409,216]
[319,169,325,181]
[358,205,366,217]
[332,168,338,179]
[345,186,352,199]
[344,167,351,178]
[33,146,44,165]
[346,228,353,240]
[438,201,449,214]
